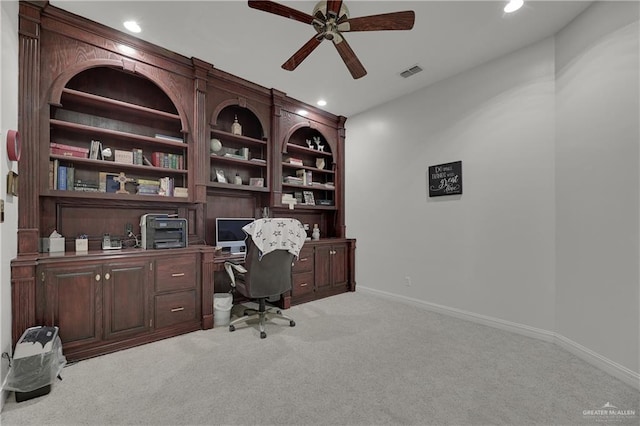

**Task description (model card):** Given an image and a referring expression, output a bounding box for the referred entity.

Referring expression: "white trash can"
[213,293,233,326]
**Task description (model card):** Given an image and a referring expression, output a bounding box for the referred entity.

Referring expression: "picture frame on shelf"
[303,190,315,205]
[249,177,264,187]
[215,169,226,183]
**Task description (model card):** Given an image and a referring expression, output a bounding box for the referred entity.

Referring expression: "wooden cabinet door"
[331,244,348,289]
[314,245,332,291]
[41,264,103,349]
[103,259,151,340]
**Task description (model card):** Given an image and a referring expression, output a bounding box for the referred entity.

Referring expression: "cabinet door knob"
[95,274,101,281]
[104,273,110,280]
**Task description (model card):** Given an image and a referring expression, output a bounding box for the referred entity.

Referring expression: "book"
[57,165,67,190]
[133,148,144,165]
[66,166,74,191]
[105,173,120,193]
[154,133,183,143]
[50,142,89,158]
[89,140,103,160]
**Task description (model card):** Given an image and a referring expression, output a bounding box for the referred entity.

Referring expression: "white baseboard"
[358,286,640,391]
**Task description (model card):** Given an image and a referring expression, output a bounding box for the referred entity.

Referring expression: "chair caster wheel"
[229,325,235,332]
[290,320,296,327]
[260,331,267,339]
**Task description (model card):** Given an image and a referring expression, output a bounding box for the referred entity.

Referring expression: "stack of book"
[284,176,303,185]
[288,157,303,166]
[73,179,99,192]
[136,178,160,196]
[50,142,89,158]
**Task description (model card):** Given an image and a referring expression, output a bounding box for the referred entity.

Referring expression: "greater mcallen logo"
[583,402,637,422]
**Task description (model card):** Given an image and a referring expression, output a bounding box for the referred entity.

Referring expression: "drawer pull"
[299,258,309,262]
[171,307,185,312]
[171,273,185,277]
[300,283,309,287]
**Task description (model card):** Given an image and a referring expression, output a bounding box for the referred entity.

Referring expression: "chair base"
[228,299,295,339]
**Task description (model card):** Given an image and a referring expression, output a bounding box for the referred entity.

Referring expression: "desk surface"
[213,252,245,264]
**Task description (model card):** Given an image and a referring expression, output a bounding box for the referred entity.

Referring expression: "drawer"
[292,271,314,297]
[155,254,197,292]
[155,290,197,329]
[292,248,313,273]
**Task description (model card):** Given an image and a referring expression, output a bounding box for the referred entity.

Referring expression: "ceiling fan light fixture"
[504,0,524,14]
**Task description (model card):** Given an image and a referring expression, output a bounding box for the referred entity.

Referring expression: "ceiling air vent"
[400,65,423,78]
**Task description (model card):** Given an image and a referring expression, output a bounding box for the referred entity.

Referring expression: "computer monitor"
[215,218,254,254]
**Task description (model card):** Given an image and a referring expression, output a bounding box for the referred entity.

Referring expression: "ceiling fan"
[248,0,415,79]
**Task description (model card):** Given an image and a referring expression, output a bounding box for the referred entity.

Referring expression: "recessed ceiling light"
[297,109,309,116]
[123,21,141,33]
[504,0,524,13]
[317,99,327,107]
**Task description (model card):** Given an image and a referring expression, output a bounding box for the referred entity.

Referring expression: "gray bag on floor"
[2,326,66,402]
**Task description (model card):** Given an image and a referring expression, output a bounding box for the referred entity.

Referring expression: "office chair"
[224,218,306,339]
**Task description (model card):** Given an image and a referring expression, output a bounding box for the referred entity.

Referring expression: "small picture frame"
[215,169,226,183]
[7,171,18,196]
[249,177,264,187]
[303,190,315,205]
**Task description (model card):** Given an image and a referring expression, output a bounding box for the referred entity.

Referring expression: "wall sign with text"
[428,161,462,197]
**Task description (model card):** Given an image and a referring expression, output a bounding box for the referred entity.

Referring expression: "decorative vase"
[315,158,325,169]
[231,115,242,135]
[312,224,320,240]
[234,174,242,185]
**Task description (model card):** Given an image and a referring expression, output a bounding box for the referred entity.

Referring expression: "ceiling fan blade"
[326,0,343,17]
[333,36,367,79]
[342,11,415,32]
[248,1,314,25]
[282,36,323,71]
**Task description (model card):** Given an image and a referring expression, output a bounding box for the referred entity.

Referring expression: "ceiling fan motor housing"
[312,1,349,42]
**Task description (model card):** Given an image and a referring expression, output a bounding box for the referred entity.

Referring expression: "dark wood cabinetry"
[102,259,151,340]
[289,239,355,306]
[24,248,209,361]
[12,2,354,360]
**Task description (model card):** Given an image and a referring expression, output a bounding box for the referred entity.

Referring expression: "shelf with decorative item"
[44,189,192,203]
[282,162,335,175]
[210,129,267,147]
[206,181,270,193]
[285,142,333,157]
[48,153,188,199]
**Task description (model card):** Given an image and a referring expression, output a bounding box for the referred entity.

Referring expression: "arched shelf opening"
[207,104,269,192]
[47,65,190,200]
[212,103,266,141]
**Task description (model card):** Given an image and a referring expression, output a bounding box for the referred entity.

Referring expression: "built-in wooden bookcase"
[48,67,189,201]
[281,127,336,210]
[208,105,269,193]
[13,1,354,358]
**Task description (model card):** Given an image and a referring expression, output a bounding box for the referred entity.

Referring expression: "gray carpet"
[1,291,638,425]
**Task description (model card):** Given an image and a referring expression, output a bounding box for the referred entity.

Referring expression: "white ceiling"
[49,1,592,117]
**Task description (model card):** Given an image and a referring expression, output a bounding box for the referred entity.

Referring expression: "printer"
[140,214,188,249]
